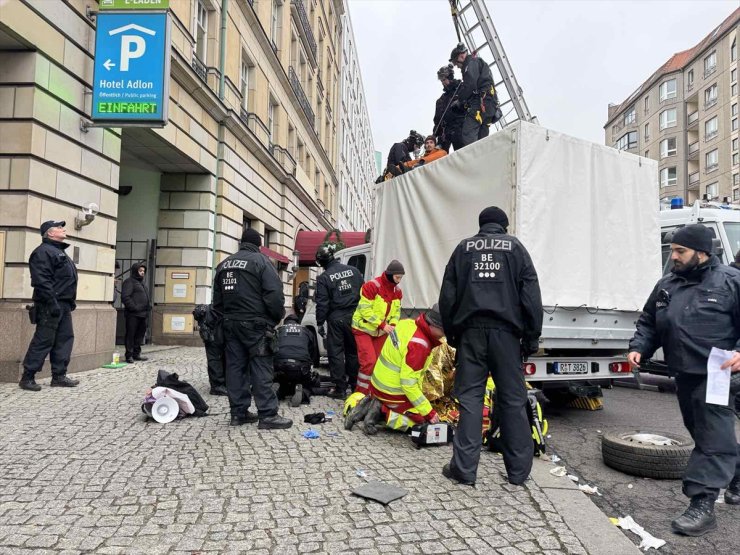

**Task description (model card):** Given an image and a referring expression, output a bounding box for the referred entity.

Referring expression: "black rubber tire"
[601,430,694,479]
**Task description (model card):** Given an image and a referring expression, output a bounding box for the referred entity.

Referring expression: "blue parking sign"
[92,12,170,124]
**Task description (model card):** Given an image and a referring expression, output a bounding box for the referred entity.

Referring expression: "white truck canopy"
[372,121,661,312]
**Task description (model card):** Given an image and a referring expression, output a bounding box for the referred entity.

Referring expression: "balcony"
[289,66,316,128]
[240,108,270,146]
[688,141,699,160]
[270,144,297,176]
[688,171,699,189]
[192,54,207,82]
[687,111,699,127]
[290,0,317,61]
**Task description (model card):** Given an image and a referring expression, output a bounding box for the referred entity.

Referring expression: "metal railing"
[706,162,719,173]
[240,108,270,146]
[289,66,315,128]
[291,0,317,59]
[192,54,207,82]
[688,141,699,155]
[687,111,699,125]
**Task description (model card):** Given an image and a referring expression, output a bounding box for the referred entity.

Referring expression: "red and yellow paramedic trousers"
[353,329,386,394]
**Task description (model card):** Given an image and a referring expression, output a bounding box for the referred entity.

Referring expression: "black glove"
[521,338,539,362]
[49,303,61,318]
[417,159,426,167]
[318,325,326,338]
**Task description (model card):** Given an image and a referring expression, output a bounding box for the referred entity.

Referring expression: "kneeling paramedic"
[274,313,316,407]
[439,206,543,486]
[192,303,227,396]
[628,224,740,536]
[345,305,445,435]
[213,228,292,429]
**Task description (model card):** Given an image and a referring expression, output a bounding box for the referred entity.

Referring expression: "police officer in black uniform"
[384,131,424,178]
[213,228,292,429]
[315,245,363,398]
[192,303,228,396]
[439,206,542,486]
[274,313,316,407]
[450,43,502,147]
[20,220,80,391]
[433,64,465,152]
[628,224,740,536]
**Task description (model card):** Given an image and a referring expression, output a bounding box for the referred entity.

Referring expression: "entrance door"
[114,239,156,345]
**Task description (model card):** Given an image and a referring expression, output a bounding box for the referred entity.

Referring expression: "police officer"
[628,224,740,535]
[274,313,316,407]
[385,131,424,178]
[439,206,542,486]
[20,220,80,391]
[213,228,292,429]
[315,245,363,398]
[433,64,465,152]
[192,303,228,396]
[450,43,502,147]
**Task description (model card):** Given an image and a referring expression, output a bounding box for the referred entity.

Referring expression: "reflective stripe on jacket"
[369,316,439,418]
[352,275,403,336]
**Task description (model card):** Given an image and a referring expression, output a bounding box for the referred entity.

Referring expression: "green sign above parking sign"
[99,0,169,10]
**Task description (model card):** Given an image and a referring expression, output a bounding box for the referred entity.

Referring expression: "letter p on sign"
[121,35,146,71]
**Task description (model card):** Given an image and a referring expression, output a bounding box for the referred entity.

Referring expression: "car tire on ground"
[601,430,694,479]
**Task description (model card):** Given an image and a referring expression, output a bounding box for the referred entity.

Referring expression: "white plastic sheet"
[373,122,661,312]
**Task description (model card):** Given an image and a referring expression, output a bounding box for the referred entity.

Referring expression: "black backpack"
[155,370,209,417]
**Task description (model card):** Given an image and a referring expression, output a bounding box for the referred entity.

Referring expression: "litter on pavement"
[550,466,567,477]
[578,484,602,496]
[351,480,408,505]
[567,474,579,482]
[356,469,368,479]
[610,516,666,551]
[302,429,320,439]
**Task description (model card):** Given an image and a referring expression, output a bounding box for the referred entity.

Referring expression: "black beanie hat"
[385,259,405,275]
[479,206,509,229]
[425,303,443,328]
[241,228,262,247]
[671,224,713,254]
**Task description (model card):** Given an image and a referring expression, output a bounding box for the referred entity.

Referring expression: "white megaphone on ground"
[151,396,179,423]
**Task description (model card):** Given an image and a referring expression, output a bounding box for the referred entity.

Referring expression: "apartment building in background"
[0,0,363,380]
[605,9,739,204]
[336,0,375,232]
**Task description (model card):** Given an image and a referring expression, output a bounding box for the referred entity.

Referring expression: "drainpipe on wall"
[218,0,228,101]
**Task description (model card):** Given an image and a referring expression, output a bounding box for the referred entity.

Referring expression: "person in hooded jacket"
[20,220,79,391]
[628,225,740,536]
[121,262,151,364]
[439,206,543,487]
[434,64,465,152]
[383,131,424,178]
[351,260,405,395]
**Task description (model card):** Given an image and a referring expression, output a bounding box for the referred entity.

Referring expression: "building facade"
[0,0,350,381]
[336,1,374,232]
[605,9,739,204]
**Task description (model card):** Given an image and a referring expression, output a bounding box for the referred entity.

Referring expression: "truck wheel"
[601,431,694,479]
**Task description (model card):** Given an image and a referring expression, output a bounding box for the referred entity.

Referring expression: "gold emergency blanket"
[422,342,460,424]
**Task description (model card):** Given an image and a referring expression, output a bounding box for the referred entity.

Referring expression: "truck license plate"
[554,362,588,375]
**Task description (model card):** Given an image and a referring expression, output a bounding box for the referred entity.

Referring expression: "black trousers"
[675,373,740,500]
[22,301,75,378]
[450,328,533,484]
[326,317,359,390]
[274,359,312,398]
[124,313,147,359]
[223,320,278,419]
[204,325,226,389]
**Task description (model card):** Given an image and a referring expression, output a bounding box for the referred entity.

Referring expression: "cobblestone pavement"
[0,347,591,554]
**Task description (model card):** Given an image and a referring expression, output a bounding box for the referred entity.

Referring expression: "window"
[734,138,739,152]
[660,167,677,188]
[732,69,737,84]
[624,107,636,126]
[734,188,739,202]
[270,0,282,49]
[706,182,718,199]
[644,149,650,158]
[704,51,717,76]
[734,103,739,117]
[733,83,738,97]
[734,118,739,132]
[346,254,367,277]
[660,137,677,158]
[240,55,255,111]
[732,38,737,62]
[706,148,719,171]
[615,131,637,151]
[644,122,650,140]
[687,69,694,88]
[195,0,208,61]
[644,96,650,113]
[734,173,739,187]
[705,116,718,140]
[659,108,677,130]
[704,84,718,107]
[659,79,676,101]
[735,152,740,166]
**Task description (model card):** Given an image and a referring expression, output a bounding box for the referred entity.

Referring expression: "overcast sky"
[348,0,737,157]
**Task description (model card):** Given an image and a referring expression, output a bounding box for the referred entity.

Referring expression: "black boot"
[258,414,293,429]
[19,374,41,392]
[133,355,149,361]
[344,395,372,431]
[362,398,383,436]
[725,477,740,505]
[50,375,79,387]
[210,385,228,396]
[442,463,475,487]
[229,411,258,426]
[671,496,717,536]
[290,384,303,408]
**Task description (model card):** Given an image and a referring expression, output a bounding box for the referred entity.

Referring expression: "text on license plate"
[554,362,588,375]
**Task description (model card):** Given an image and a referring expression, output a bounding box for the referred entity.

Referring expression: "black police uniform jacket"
[434,79,465,136]
[29,238,78,308]
[276,321,315,363]
[121,262,150,317]
[387,142,412,168]
[315,259,363,327]
[458,55,494,106]
[439,222,543,348]
[629,256,740,375]
[212,243,285,326]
